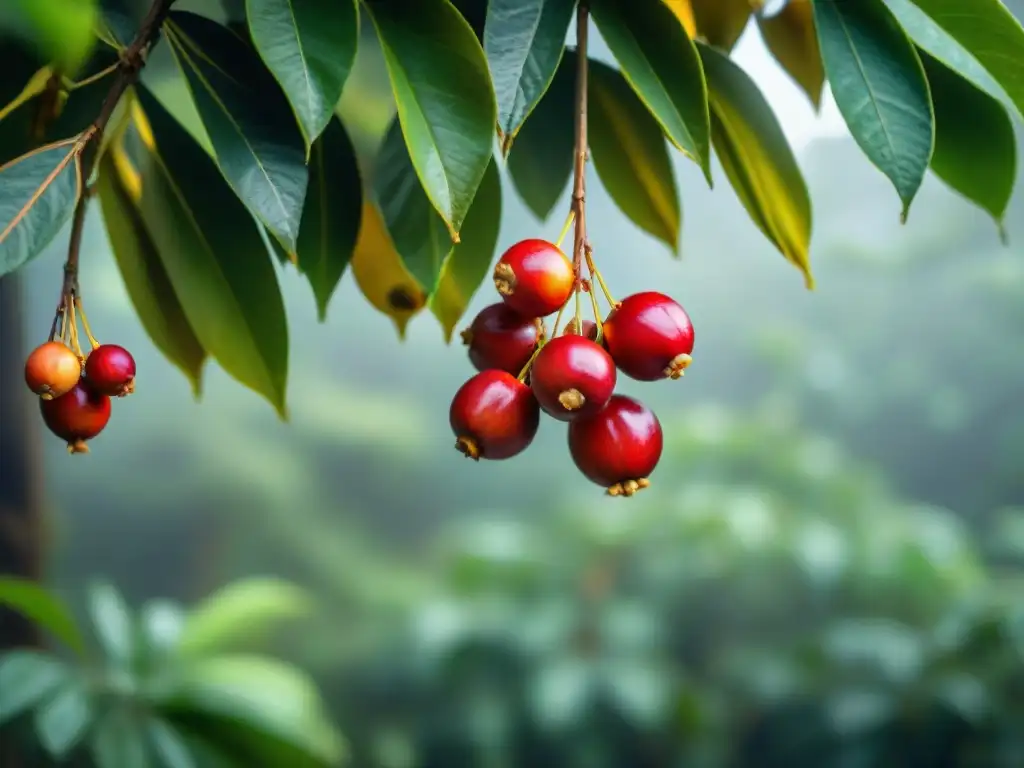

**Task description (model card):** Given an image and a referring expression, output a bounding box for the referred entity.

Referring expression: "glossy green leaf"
[295,117,362,321]
[813,0,934,220]
[588,58,680,250]
[920,49,1016,231]
[0,0,98,74]
[690,0,751,51]
[147,718,197,768]
[0,137,82,277]
[0,651,71,725]
[165,11,308,252]
[430,157,503,341]
[178,578,314,658]
[903,0,1024,120]
[90,710,152,768]
[0,577,85,654]
[164,655,344,766]
[34,680,94,759]
[483,0,576,153]
[374,117,453,292]
[87,581,135,669]
[699,43,813,288]
[127,87,290,418]
[591,0,712,182]
[363,0,497,238]
[246,0,359,149]
[507,51,574,220]
[96,154,207,396]
[757,0,825,110]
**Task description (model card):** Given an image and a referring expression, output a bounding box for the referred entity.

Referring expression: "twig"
[570,2,590,301]
[59,0,176,300]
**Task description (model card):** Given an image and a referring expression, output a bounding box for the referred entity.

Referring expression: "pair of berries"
[24,340,136,454]
[451,238,695,497]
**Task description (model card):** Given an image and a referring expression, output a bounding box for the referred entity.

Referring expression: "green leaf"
[757,0,825,110]
[483,0,576,153]
[125,87,290,417]
[0,577,85,654]
[920,48,1016,232]
[34,680,94,759]
[147,718,198,768]
[0,137,83,278]
[0,651,71,726]
[429,157,503,341]
[0,0,99,74]
[246,0,359,149]
[506,51,574,220]
[162,655,344,767]
[813,0,934,220]
[90,710,152,768]
[137,601,186,672]
[177,579,314,659]
[698,42,813,288]
[363,0,497,238]
[87,581,135,669]
[690,0,752,51]
[165,11,309,252]
[903,0,1024,121]
[591,0,712,182]
[97,154,207,396]
[374,118,453,293]
[295,117,362,321]
[587,57,680,250]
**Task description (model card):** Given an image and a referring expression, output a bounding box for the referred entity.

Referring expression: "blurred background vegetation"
[2,0,1024,765]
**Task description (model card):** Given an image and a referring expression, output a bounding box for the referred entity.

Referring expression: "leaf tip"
[803,269,816,291]
[997,222,1009,246]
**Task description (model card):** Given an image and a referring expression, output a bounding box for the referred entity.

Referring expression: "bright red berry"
[24,341,81,400]
[562,318,600,341]
[460,303,543,375]
[602,292,694,381]
[493,239,574,317]
[530,335,616,421]
[450,370,540,461]
[568,395,663,497]
[40,379,112,454]
[84,344,136,397]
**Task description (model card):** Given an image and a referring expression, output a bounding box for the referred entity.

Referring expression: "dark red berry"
[24,341,81,400]
[530,335,616,421]
[568,395,663,496]
[602,292,694,381]
[493,239,574,317]
[85,344,136,396]
[562,318,600,342]
[40,379,112,454]
[460,303,543,375]
[450,370,540,461]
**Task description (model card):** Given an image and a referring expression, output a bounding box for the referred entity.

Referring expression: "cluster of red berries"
[24,334,135,454]
[451,238,694,497]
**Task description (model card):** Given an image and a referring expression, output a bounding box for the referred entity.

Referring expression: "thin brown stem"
[570,1,590,307]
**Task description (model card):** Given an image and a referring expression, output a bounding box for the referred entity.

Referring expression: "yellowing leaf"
[699,42,813,288]
[757,1,825,110]
[661,0,697,38]
[349,198,427,340]
[691,0,755,51]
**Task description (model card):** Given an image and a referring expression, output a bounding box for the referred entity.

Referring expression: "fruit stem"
[74,298,101,350]
[586,270,604,339]
[66,293,83,359]
[569,1,590,320]
[590,258,617,309]
[555,209,575,250]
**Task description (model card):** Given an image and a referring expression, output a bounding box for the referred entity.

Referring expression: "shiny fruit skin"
[450,370,540,460]
[85,344,136,396]
[40,379,112,453]
[530,335,616,421]
[568,395,663,495]
[603,292,694,381]
[24,341,81,399]
[493,239,574,317]
[462,303,542,375]
[563,318,601,342]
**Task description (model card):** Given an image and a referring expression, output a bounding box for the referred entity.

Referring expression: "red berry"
[603,292,694,381]
[493,239,574,317]
[84,344,136,396]
[568,395,663,496]
[530,335,616,421]
[40,379,112,454]
[450,370,540,461]
[460,303,543,375]
[24,341,81,400]
[562,318,600,342]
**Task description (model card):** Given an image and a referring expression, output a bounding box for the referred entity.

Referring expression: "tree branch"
[570,2,590,289]
[60,0,177,299]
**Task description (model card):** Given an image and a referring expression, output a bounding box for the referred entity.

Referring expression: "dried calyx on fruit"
[530,335,615,421]
[450,370,540,461]
[603,292,694,381]
[568,395,663,496]
[492,239,575,317]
